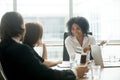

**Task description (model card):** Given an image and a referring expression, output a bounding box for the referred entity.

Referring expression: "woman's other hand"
[75,66,89,78]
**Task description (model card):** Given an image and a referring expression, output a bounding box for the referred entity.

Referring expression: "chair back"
[0,49,7,80]
[0,62,7,80]
[63,32,70,61]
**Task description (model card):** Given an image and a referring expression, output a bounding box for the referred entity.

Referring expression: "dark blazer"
[0,39,76,80]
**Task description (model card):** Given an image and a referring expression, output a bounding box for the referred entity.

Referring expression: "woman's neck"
[76,35,84,46]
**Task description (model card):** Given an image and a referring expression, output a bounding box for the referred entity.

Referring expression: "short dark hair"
[0,12,24,40]
[23,22,43,47]
[67,16,89,36]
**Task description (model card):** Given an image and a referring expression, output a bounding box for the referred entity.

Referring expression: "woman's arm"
[43,60,62,67]
[42,43,47,59]
[98,40,107,46]
[83,36,96,53]
[65,37,76,57]
[42,43,62,67]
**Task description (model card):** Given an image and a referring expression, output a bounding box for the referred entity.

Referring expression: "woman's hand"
[75,66,89,78]
[99,40,107,46]
[83,45,91,53]
[56,60,62,64]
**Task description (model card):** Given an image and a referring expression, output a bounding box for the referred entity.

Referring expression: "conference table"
[80,68,120,80]
[52,61,120,80]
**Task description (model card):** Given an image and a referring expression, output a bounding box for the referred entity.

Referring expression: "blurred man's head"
[0,12,25,41]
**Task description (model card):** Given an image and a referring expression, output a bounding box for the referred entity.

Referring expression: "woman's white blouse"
[65,35,96,60]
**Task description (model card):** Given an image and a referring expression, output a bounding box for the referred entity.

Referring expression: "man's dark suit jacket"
[0,39,76,80]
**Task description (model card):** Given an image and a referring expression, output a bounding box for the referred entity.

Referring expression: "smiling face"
[71,23,83,37]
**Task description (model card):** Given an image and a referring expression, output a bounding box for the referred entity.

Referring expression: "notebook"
[57,61,70,68]
[103,61,120,68]
[91,45,120,68]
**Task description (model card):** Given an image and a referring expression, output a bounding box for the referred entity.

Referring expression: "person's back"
[0,12,40,80]
[0,39,35,80]
[0,38,77,80]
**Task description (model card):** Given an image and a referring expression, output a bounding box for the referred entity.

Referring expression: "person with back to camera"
[23,22,62,67]
[65,16,106,63]
[0,12,88,80]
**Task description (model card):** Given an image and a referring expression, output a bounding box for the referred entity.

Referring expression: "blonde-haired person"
[0,12,88,80]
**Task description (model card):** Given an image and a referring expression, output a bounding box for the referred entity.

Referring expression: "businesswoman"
[23,22,62,67]
[65,16,106,61]
[0,12,88,80]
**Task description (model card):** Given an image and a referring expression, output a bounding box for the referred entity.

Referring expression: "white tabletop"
[52,61,120,80]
